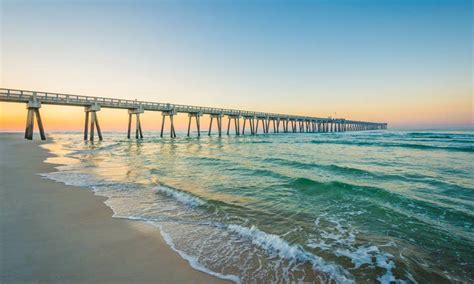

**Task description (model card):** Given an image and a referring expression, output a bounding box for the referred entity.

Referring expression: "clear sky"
[0,0,472,131]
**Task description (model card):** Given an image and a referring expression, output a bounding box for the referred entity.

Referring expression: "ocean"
[40,130,474,283]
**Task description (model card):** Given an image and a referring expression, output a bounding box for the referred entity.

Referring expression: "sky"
[0,0,472,132]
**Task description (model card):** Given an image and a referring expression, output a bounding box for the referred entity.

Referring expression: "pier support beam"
[226,115,241,135]
[127,106,144,139]
[187,112,202,137]
[161,109,177,138]
[24,96,46,140]
[241,116,255,135]
[255,117,269,134]
[291,120,297,133]
[282,119,289,133]
[255,118,260,134]
[84,104,102,141]
[271,118,279,133]
[209,113,223,136]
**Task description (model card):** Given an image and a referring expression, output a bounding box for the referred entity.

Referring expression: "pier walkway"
[0,88,387,141]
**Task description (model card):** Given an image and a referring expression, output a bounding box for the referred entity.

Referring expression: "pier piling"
[161,109,176,138]
[242,116,256,135]
[187,112,202,137]
[84,104,102,141]
[226,115,240,135]
[24,96,46,140]
[209,113,223,136]
[128,106,144,139]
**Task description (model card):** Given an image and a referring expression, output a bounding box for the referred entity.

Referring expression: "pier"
[0,88,387,141]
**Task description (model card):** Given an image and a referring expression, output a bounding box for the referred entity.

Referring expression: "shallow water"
[41,130,474,283]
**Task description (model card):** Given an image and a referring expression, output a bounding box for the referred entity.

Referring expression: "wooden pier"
[0,88,387,141]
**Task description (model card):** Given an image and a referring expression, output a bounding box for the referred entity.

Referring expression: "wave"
[240,140,274,144]
[226,224,354,283]
[286,177,415,204]
[147,222,242,283]
[66,142,123,155]
[40,170,105,188]
[39,169,140,192]
[263,157,375,177]
[288,177,354,191]
[269,159,472,196]
[287,177,474,228]
[409,134,453,139]
[406,132,474,139]
[114,214,355,283]
[41,173,239,283]
[153,185,205,207]
[335,245,399,284]
[310,139,474,153]
[260,158,471,197]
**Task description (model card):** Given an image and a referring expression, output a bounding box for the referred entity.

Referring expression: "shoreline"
[0,133,229,283]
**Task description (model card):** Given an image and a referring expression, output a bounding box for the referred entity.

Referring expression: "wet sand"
[0,133,228,283]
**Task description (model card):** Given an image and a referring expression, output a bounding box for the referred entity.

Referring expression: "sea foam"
[227,224,354,283]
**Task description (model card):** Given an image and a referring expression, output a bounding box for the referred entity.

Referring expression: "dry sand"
[0,133,229,283]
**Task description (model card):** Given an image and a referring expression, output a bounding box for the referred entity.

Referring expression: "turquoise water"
[41,130,474,283]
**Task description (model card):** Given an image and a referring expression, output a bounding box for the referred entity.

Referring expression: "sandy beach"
[0,133,227,283]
